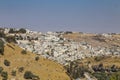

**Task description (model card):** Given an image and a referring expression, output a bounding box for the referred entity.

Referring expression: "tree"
[18,28,26,33]
[1,71,8,80]
[24,71,40,80]
[35,56,39,61]
[4,60,10,66]
[5,36,16,43]
[0,31,5,37]
[9,28,15,33]
[92,72,107,80]
[11,70,16,76]
[24,71,33,79]
[0,66,3,73]
[0,39,4,55]
[18,67,24,73]
[21,50,27,54]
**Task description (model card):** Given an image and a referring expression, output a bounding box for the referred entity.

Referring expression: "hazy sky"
[0,0,120,33]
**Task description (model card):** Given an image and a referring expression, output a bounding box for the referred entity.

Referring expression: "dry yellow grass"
[63,33,120,47]
[81,56,120,67]
[0,43,71,80]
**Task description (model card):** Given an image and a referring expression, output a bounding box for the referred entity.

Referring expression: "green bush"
[4,60,10,66]
[24,71,40,80]
[24,71,34,79]
[1,71,8,80]
[9,28,15,33]
[92,72,107,80]
[67,61,89,79]
[18,28,26,33]
[92,71,120,80]
[0,31,5,38]
[0,39,4,55]
[21,50,27,54]
[35,56,39,61]
[9,28,26,33]
[0,66,3,73]
[11,70,16,76]
[5,36,16,43]
[18,67,24,73]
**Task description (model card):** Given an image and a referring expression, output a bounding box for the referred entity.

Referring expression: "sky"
[0,0,120,33]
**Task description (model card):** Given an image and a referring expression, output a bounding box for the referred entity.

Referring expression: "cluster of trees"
[0,30,5,38]
[0,59,11,80]
[66,61,89,79]
[0,59,20,79]
[0,39,4,55]
[0,28,17,43]
[1,71,8,80]
[5,36,16,43]
[92,63,120,80]
[0,64,40,80]
[9,28,26,33]
[92,63,120,73]
[92,71,120,80]
[66,60,120,80]
[0,66,8,80]
[64,31,73,34]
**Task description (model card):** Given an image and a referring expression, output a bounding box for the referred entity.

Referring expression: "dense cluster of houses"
[1,28,120,65]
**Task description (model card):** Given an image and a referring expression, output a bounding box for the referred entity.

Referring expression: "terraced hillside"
[0,43,71,80]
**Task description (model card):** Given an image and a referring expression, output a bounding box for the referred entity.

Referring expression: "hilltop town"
[1,28,120,65]
[0,28,120,80]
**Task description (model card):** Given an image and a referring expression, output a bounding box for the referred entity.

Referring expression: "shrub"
[9,28,15,33]
[35,56,39,61]
[24,71,40,80]
[92,72,107,80]
[0,66,3,73]
[24,71,34,79]
[5,36,16,43]
[67,61,89,79]
[18,28,26,33]
[18,67,24,73]
[0,39,4,55]
[21,50,27,54]
[65,31,73,34]
[4,60,10,66]
[0,31,5,37]
[11,70,16,76]
[1,71,8,80]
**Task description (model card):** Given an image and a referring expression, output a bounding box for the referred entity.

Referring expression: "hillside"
[1,28,120,80]
[0,43,71,80]
[63,32,120,80]
[63,32,120,47]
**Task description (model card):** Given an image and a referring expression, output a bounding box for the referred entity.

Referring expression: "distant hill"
[63,32,120,47]
[0,43,71,80]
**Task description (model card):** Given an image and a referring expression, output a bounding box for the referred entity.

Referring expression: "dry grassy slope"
[63,33,120,47]
[0,43,71,80]
[81,56,120,67]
